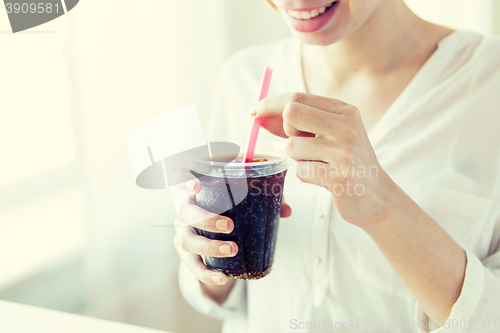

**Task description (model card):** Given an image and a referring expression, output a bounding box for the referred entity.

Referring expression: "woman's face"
[264,0,385,45]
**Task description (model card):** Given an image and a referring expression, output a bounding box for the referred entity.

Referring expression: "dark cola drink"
[192,153,290,280]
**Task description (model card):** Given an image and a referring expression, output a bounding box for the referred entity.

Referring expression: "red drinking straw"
[244,67,273,163]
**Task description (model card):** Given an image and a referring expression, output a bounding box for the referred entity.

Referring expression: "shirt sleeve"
[178,262,247,320]
[415,250,500,333]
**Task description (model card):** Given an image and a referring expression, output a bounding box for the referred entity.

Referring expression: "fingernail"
[211,275,222,284]
[216,219,229,232]
[186,179,196,192]
[249,107,257,117]
[219,244,232,255]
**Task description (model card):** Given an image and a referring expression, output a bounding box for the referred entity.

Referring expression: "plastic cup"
[187,140,291,280]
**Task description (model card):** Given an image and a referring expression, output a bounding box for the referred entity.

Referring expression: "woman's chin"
[290,29,343,46]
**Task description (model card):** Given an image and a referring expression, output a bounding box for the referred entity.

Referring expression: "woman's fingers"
[171,168,234,233]
[179,247,229,285]
[251,94,356,138]
[176,202,234,234]
[285,136,342,163]
[260,115,289,138]
[174,225,238,258]
[282,103,344,137]
[250,92,350,118]
[174,224,233,285]
[280,201,292,218]
[295,160,333,189]
[171,167,201,195]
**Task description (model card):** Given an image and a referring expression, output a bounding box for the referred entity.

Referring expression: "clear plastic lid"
[185,140,292,178]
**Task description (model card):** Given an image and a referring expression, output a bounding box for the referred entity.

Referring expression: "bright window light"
[0,15,74,186]
[0,187,87,289]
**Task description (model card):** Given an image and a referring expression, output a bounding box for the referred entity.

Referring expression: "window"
[0,10,87,292]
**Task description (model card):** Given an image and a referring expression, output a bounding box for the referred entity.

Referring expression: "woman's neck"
[303,1,451,84]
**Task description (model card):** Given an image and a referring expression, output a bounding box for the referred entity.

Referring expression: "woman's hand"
[250,92,394,228]
[252,93,468,323]
[173,169,292,289]
[173,171,238,286]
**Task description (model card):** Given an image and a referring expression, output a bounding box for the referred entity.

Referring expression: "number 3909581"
[5,3,60,14]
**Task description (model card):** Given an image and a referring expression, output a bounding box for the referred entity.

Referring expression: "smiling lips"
[281,1,339,33]
[285,2,335,20]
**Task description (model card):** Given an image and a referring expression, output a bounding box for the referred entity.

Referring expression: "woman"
[175,0,500,332]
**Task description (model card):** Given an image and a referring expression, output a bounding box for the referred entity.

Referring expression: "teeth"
[287,2,334,20]
[289,10,302,19]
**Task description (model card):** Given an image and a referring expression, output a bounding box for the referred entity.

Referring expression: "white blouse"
[179,30,500,333]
